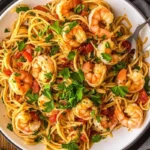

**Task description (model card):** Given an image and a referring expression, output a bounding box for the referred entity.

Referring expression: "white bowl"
[0,0,150,150]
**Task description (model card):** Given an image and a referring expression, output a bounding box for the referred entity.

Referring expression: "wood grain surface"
[0,133,17,150]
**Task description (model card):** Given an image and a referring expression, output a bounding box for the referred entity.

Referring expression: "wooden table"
[0,133,17,150]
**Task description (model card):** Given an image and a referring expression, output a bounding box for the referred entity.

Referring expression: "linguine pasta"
[0,0,150,150]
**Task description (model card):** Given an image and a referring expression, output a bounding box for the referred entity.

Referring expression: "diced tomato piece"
[49,111,59,123]
[32,80,40,93]
[76,118,87,124]
[54,14,59,19]
[122,41,131,51]
[137,89,148,104]
[75,0,81,5]
[34,5,49,12]
[101,109,109,115]
[80,43,94,54]
[80,134,87,142]
[17,62,23,67]
[3,69,12,76]
[14,52,22,59]
[22,51,33,62]
[81,10,89,16]
[30,112,39,120]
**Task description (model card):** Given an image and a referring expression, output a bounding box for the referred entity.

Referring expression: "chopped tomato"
[81,10,89,16]
[3,69,12,76]
[22,51,33,62]
[34,5,49,12]
[75,0,81,5]
[49,111,59,123]
[80,134,87,142]
[80,43,94,54]
[17,62,23,67]
[32,80,40,93]
[24,44,34,54]
[101,109,109,115]
[14,52,22,59]
[137,89,148,104]
[54,14,59,19]
[30,112,39,120]
[76,118,87,124]
[122,41,131,51]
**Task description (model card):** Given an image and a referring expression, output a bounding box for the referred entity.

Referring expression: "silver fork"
[127,18,150,44]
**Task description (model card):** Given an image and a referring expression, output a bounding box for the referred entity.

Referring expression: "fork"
[127,18,150,44]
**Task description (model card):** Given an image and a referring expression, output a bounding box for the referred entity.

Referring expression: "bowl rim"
[0,0,149,150]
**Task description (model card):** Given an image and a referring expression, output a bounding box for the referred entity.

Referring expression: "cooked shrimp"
[117,69,145,93]
[56,0,80,21]
[32,55,56,83]
[93,115,118,133]
[89,5,114,38]
[15,111,41,135]
[115,104,143,129]
[62,24,87,48]
[82,62,106,87]
[73,98,98,120]
[9,71,33,95]
[97,39,124,65]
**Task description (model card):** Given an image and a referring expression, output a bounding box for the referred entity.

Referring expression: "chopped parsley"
[62,142,79,150]
[67,51,76,60]
[60,68,70,79]
[44,72,52,80]
[64,21,78,33]
[35,46,43,52]
[105,42,110,48]
[34,136,43,143]
[7,123,13,131]
[16,6,30,13]
[101,34,106,40]
[26,90,39,103]
[112,62,127,73]
[117,32,123,37]
[91,134,102,143]
[111,86,128,97]
[144,76,150,95]
[43,88,52,100]
[70,69,84,83]
[49,21,63,34]
[17,41,25,51]
[101,53,112,62]
[96,116,101,123]
[14,72,21,76]
[4,28,10,33]
[74,4,85,14]
[50,45,59,56]
[43,100,54,112]
[91,110,95,118]
[45,34,53,42]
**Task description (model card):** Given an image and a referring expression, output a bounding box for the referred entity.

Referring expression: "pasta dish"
[0,0,150,149]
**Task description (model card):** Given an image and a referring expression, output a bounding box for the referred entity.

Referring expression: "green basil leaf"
[70,69,84,83]
[44,72,53,80]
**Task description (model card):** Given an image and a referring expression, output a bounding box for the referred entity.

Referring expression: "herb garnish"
[111,86,128,97]
[101,53,112,62]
